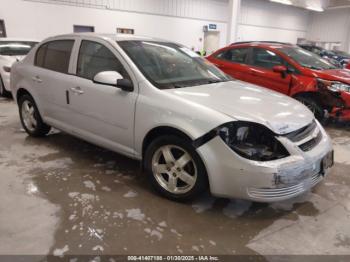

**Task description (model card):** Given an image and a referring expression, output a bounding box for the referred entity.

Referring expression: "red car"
[207,42,350,122]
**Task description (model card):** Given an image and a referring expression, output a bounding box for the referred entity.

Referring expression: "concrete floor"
[1,97,350,259]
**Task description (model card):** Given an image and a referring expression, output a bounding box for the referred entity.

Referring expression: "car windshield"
[279,47,337,70]
[334,50,350,57]
[118,40,231,89]
[0,41,38,56]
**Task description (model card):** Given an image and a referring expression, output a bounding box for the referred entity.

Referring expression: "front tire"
[296,96,324,121]
[144,135,208,201]
[18,94,51,137]
[0,75,11,98]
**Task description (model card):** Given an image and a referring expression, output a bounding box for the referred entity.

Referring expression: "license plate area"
[321,150,334,176]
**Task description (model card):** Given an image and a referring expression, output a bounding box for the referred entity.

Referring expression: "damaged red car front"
[207,43,350,122]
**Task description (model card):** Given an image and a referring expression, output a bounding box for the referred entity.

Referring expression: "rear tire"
[18,94,51,137]
[0,75,11,98]
[296,96,324,121]
[144,135,208,201]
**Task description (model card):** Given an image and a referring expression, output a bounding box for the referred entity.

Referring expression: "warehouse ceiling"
[269,0,350,11]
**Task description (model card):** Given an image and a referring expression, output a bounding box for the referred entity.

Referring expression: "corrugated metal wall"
[238,0,310,43]
[24,0,230,22]
[240,0,309,32]
[307,8,350,50]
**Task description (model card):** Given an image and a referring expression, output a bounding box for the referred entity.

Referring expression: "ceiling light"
[269,0,293,5]
[306,6,324,12]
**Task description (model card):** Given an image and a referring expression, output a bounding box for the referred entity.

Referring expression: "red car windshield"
[279,46,337,70]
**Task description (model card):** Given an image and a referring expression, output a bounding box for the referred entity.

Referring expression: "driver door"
[67,39,138,157]
[247,48,292,95]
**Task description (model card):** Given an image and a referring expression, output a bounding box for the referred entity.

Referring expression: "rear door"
[246,47,292,94]
[32,39,76,125]
[209,47,251,81]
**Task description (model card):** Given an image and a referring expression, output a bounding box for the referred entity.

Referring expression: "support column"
[226,0,241,45]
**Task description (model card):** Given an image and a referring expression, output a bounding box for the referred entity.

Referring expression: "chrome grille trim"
[247,173,322,201]
[283,120,322,152]
[284,120,317,142]
[299,131,323,152]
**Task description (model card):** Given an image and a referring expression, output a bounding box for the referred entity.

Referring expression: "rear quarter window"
[216,48,249,64]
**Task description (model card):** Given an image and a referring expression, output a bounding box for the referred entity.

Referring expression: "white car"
[0,38,38,97]
[11,33,334,202]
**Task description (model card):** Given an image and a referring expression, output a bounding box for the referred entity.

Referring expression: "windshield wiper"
[303,65,323,70]
[207,79,223,84]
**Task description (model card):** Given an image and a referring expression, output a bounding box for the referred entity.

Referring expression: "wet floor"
[1,97,350,258]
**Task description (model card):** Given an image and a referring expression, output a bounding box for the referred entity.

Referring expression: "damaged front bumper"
[196,121,333,202]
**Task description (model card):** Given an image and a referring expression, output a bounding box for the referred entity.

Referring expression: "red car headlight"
[317,78,350,93]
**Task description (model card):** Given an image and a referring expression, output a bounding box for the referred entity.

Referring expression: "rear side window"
[251,48,283,69]
[216,48,249,64]
[77,40,130,80]
[35,40,74,74]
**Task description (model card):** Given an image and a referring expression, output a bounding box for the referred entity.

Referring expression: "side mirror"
[273,65,288,78]
[93,71,134,92]
[93,71,123,85]
[273,65,287,73]
[117,78,134,92]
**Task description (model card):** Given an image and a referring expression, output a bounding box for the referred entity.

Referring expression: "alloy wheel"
[21,100,37,132]
[151,145,197,194]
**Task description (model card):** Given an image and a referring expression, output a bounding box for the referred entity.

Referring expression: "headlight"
[217,122,289,161]
[317,78,350,93]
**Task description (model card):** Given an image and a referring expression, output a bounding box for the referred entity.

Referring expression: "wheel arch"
[16,88,33,103]
[142,126,194,161]
[292,91,322,103]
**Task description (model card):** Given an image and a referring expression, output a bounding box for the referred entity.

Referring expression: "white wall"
[24,0,230,22]
[307,8,350,51]
[0,0,229,50]
[237,0,310,43]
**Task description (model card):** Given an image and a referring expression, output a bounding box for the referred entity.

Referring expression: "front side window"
[118,41,231,89]
[251,48,284,69]
[216,48,249,64]
[35,40,74,74]
[0,41,37,56]
[77,40,129,80]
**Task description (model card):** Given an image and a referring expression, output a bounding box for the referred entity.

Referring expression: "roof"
[230,41,293,48]
[50,33,165,42]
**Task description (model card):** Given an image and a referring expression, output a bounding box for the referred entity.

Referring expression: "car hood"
[165,80,314,135]
[309,68,350,84]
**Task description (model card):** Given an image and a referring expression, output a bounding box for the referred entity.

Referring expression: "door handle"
[32,76,42,83]
[70,86,84,95]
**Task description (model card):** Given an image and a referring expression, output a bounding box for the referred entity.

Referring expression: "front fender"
[134,82,233,158]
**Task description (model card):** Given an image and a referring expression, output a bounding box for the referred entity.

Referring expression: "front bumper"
[196,121,333,202]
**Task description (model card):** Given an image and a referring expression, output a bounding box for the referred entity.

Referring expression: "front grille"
[299,131,323,152]
[284,120,317,142]
[284,120,322,152]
